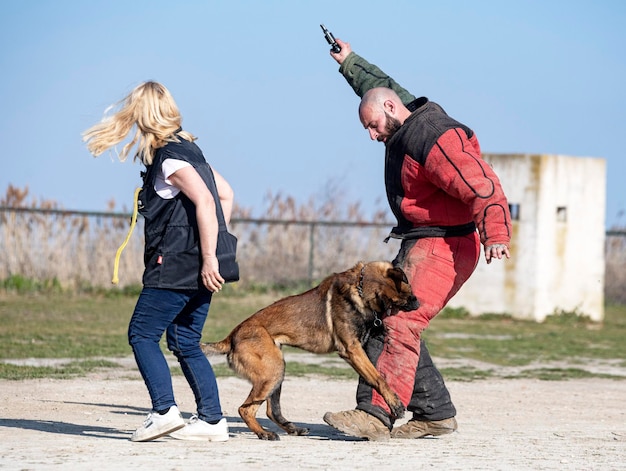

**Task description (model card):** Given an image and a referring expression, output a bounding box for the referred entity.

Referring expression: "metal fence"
[605,229,626,304]
[1,207,624,300]
[0,207,399,288]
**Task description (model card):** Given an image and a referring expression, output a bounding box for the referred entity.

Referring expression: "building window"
[509,203,520,221]
[557,206,567,222]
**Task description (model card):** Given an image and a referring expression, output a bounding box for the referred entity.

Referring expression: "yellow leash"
[112,187,141,284]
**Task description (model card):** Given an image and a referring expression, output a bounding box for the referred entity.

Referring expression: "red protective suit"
[356,97,511,423]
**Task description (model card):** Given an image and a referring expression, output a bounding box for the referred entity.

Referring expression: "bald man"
[323,39,512,441]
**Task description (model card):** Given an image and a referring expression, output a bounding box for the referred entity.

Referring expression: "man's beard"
[383,112,402,141]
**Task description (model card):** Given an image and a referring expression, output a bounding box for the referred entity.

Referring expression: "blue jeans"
[128,288,223,422]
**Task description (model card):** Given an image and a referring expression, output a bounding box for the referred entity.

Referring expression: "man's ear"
[383,99,396,115]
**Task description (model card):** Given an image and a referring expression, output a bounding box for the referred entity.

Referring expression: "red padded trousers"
[357,232,480,423]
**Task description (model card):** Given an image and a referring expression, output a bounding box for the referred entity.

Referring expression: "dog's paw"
[287,426,310,436]
[390,400,405,419]
[258,431,281,441]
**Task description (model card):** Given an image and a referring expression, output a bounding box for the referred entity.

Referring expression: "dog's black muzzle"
[404,295,420,312]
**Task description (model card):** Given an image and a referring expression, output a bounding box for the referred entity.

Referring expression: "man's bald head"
[359,87,403,116]
[358,87,411,143]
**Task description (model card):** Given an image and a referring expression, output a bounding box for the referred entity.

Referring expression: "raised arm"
[330,38,416,105]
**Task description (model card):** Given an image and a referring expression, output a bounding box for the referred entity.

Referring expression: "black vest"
[138,139,216,290]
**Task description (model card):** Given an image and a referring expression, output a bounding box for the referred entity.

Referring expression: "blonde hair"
[82,81,196,165]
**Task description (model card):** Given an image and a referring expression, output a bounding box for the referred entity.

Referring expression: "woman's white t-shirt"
[155,158,192,199]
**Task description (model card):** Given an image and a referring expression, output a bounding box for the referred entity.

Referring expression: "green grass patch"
[439,367,495,382]
[504,368,619,381]
[424,304,626,367]
[284,362,358,380]
[0,359,121,380]
[1,290,625,381]
[172,360,358,380]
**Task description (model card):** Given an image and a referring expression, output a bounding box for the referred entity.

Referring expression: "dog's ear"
[387,266,409,284]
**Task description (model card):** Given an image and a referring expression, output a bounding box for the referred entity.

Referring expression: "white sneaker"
[130,406,185,442]
[169,416,229,442]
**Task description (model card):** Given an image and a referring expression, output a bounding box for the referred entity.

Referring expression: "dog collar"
[357,265,384,327]
[357,265,366,298]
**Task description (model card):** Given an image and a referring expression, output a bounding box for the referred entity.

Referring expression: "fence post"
[308,222,316,283]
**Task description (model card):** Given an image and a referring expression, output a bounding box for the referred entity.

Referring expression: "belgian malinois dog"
[201,261,419,440]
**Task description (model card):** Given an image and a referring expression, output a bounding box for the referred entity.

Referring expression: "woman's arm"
[212,168,234,225]
[168,165,224,292]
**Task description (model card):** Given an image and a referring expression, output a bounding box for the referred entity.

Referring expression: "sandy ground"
[1,355,625,471]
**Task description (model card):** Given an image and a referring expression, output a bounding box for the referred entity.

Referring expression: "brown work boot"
[391,417,457,439]
[323,409,390,441]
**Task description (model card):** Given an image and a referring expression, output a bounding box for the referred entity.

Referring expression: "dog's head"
[357,261,419,313]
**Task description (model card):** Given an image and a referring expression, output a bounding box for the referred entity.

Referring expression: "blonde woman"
[83,81,234,442]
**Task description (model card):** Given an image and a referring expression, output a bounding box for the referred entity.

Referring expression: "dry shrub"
[0,185,144,289]
[0,185,397,290]
[4,184,622,298]
[233,188,397,285]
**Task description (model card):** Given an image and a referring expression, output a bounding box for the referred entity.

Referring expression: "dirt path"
[1,358,625,470]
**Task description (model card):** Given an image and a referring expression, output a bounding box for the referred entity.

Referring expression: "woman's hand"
[200,255,224,292]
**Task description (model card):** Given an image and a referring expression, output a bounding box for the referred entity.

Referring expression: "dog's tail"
[200,337,231,356]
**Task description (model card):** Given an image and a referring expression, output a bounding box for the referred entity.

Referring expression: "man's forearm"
[338,52,416,105]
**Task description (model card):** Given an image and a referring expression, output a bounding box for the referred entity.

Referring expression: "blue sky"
[1,0,624,228]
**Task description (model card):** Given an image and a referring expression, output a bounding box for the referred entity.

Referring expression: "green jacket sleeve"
[338,52,417,105]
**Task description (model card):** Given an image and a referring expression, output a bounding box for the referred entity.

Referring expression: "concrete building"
[448,154,606,322]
